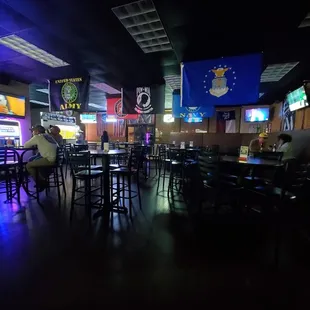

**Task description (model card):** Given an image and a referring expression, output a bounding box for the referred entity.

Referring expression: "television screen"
[286,86,309,112]
[0,120,20,137]
[244,108,269,122]
[80,113,96,123]
[0,93,26,118]
[184,112,203,123]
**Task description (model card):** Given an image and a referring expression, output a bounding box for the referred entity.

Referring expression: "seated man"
[49,125,63,146]
[24,125,57,190]
[249,132,268,153]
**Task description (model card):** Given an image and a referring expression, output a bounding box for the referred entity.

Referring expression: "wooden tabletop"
[221,156,283,167]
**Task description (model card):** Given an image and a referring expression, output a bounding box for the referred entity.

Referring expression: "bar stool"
[110,148,142,216]
[68,151,104,224]
[156,145,171,193]
[46,147,67,206]
[0,147,20,202]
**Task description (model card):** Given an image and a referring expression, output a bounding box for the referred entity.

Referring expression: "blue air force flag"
[181,53,262,107]
[172,93,214,118]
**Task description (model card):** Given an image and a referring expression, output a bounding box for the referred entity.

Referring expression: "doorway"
[127,125,155,143]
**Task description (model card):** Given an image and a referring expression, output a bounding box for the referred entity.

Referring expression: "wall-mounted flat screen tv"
[0,93,26,118]
[244,107,269,122]
[183,112,203,123]
[286,86,309,112]
[80,113,97,123]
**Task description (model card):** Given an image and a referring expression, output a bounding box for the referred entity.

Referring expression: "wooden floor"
[1,171,310,308]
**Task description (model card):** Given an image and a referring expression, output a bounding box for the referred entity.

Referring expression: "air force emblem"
[209,67,231,98]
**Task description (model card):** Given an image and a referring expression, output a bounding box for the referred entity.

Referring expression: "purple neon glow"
[0,115,32,145]
[145,132,150,144]
[92,83,121,94]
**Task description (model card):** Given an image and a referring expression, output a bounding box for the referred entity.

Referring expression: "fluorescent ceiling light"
[0,35,70,68]
[92,83,120,94]
[299,12,310,28]
[112,0,173,53]
[30,100,49,106]
[89,103,105,110]
[260,62,299,82]
[37,88,49,94]
[164,85,173,109]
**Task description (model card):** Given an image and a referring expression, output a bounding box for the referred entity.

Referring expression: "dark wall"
[168,130,310,161]
[170,132,203,147]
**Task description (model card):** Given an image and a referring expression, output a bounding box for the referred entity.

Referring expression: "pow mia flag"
[122,85,165,114]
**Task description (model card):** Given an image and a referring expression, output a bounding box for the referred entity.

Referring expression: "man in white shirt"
[25,125,57,189]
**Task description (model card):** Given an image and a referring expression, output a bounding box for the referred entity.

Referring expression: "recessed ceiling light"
[260,62,299,82]
[0,35,70,68]
[112,0,173,54]
[259,93,264,97]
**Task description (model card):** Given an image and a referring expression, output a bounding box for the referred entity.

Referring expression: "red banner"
[107,97,138,119]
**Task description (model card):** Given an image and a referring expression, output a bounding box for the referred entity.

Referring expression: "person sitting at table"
[249,132,268,153]
[49,125,63,146]
[276,133,293,160]
[24,125,57,190]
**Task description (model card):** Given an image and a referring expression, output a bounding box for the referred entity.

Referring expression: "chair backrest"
[67,151,91,175]
[128,148,143,172]
[0,147,19,165]
[253,151,283,161]
[158,145,167,160]
[73,144,88,151]
[56,147,65,165]
[65,143,72,151]
[283,159,308,190]
[198,153,220,183]
[168,148,184,163]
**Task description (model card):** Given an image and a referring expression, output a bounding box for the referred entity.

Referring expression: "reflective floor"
[1,174,310,308]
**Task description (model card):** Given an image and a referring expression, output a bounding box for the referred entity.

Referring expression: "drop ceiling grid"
[112,0,173,53]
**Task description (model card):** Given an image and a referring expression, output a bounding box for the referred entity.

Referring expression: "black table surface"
[169,147,200,151]
[13,147,36,150]
[81,149,128,156]
[221,156,283,167]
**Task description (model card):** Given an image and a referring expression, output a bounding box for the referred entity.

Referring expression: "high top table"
[81,149,128,218]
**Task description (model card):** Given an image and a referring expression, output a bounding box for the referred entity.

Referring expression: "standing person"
[49,125,63,145]
[249,133,268,153]
[101,130,109,150]
[24,125,57,190]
